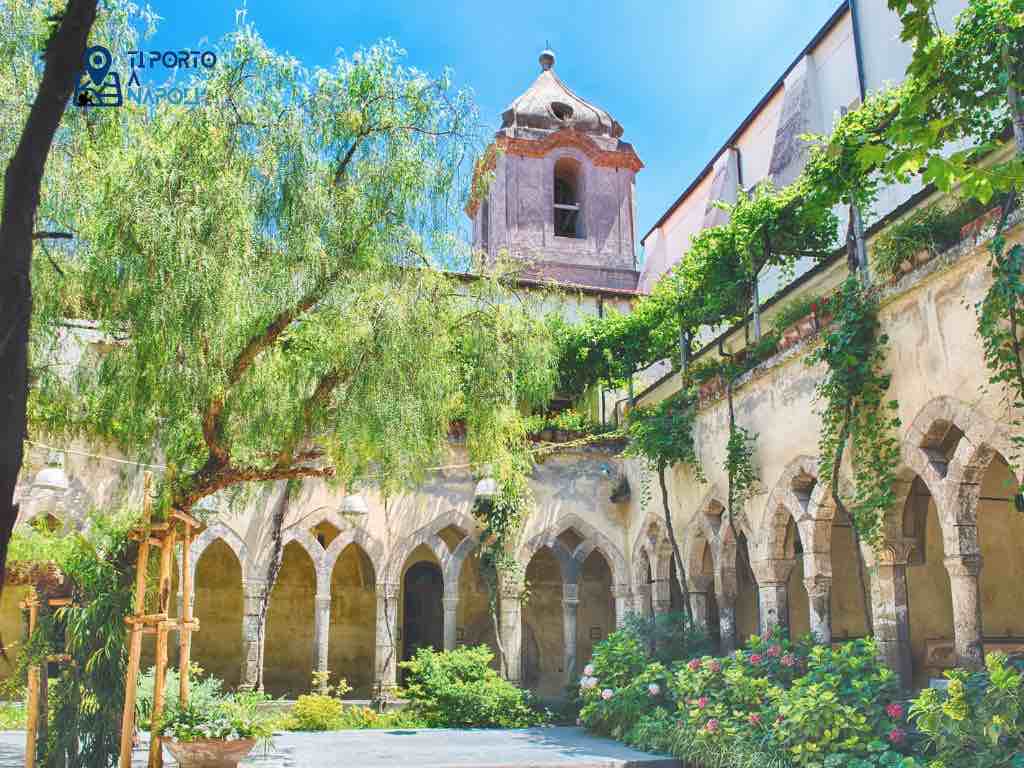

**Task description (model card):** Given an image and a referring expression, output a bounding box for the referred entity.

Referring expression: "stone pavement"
[0,727,680,767]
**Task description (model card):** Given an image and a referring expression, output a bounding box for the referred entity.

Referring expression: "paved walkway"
[0,728,679,767]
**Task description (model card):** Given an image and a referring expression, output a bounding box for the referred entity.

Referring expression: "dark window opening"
[554,158,584,238]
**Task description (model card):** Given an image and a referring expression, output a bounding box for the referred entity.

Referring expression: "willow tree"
[27,19,556,597]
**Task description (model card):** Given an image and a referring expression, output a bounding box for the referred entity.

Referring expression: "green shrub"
[399,645,544,728]
[288,693,345,731]
[137,663,225,728]
[909,652,1024,767]
[622,610,712,669]
[872,198,988,277]
[773,639,910,766]
[158,692,273,745]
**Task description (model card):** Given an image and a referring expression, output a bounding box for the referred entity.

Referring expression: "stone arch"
[760,455,818,562]
[565,533,628,588]
[281,524,329,593]
[520,530,578,585]
[387,510,479,593]
[190,522,249,585]
[322,525,385,595]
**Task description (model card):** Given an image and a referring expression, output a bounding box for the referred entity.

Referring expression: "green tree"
[0,0,99,586]
[24,23,555,539]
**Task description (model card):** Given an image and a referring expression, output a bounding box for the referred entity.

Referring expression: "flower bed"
[578,627,1024,768]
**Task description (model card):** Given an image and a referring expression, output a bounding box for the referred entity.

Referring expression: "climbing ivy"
[807,276,901,547]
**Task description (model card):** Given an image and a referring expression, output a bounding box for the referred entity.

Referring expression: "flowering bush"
[773,639,912,766]
[909,653,1024,767]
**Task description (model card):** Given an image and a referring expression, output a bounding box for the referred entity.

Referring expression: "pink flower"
[688,658,702,671]
[767,644,782,658]
[748,713,761,726]
[648,683,661,696]
[750,654,763,665]
[601,689,614,701]
[888,728,906,744]
[576,718,582,726]
[697,697,708,709]
[583,664,595,677]
[775,715,784,724]
[706,659,721,673]
[705,719,719,733]
[781,654,796,668]
[886,703,904,719]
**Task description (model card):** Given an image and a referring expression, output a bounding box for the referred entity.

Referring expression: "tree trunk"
[658,462,691,620]
[0,0,98,588]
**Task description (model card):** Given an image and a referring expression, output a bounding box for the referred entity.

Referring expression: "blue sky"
[146,0,843,254]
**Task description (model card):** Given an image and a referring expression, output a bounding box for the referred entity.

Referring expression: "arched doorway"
[192,540,243,688]
[328,543,377,697]
[521,546,564,697]
[736,533,759,644]
[905,475,954,688]
[978,455,1024,647]
[784,519,810,638]
[402,560,443,665]
[830,509,870,642]
[577,551,614,670]
[264,542,316,696]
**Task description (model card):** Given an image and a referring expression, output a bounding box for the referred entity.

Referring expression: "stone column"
[752,559,796,637]
[499,575,524,685]
[633,583,652,617]
[805,575,832,645]
[652,579,672,616]
[945,553,984,670]
[870,542,913,689]
[688,575,713,628]
[611,584,632,628]
[717,592,737,654]
[313,594,331,685]
[375,581,400,693]
[442,594,459,651]
[240,578,268,690]
[562,583,579,684]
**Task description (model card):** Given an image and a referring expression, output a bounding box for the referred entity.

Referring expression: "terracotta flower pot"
[899,258,914,274]
[164,738,257,768]
[960,208,1000,243]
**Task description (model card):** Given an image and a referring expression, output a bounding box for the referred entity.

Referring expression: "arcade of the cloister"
[5,211,1024,698]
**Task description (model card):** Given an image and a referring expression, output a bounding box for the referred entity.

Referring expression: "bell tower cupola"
[468,49,643,293]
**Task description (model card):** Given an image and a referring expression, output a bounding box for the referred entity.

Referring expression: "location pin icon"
[84,46,112,86]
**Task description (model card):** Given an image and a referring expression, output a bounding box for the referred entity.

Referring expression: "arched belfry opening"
[554,157,584,238]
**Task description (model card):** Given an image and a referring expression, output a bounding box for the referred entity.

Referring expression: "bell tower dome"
[468,49,643,293]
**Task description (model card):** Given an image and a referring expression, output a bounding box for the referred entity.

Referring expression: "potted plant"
[158,694,272,768]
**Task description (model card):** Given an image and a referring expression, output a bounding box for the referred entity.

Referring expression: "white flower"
[647,683,660,696]
[583,664,595,677]
[601,688,614,701]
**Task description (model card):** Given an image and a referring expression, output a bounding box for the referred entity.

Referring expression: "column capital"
[375,581,400,599]
[877,538,916,566]
[750,558,796,585]
[442,596,459,610]
[315,594,331,607]
[562,583,579,605]
[633,582,651,597]
[944,554,982,578]
[610,583,632,599]
[804,574,832,599]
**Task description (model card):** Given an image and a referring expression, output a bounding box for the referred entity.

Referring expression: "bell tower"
[468,49,643,293]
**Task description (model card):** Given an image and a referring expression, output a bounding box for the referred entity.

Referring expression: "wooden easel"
[118,473,200,768]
